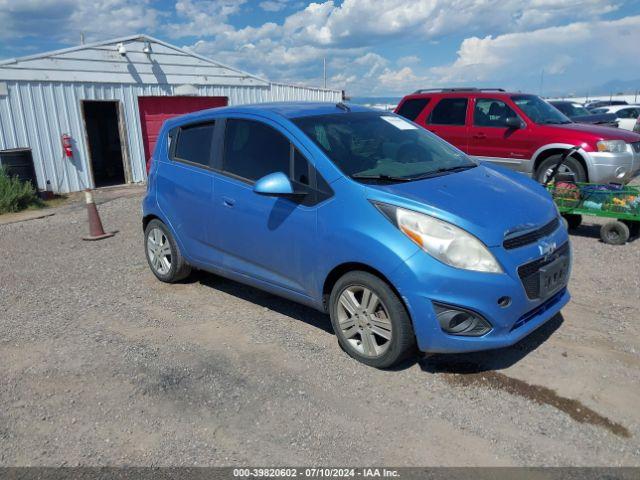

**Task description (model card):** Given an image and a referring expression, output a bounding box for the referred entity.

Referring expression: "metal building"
[0,34,342,193]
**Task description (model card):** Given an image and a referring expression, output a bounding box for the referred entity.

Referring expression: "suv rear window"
[396,98,430,121]
[428,98,468,125]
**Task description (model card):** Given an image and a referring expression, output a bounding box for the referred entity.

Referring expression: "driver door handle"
[473,133,486,139]
[222,196,235,208]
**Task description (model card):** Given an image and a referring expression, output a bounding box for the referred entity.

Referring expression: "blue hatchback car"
[142,102,571,368]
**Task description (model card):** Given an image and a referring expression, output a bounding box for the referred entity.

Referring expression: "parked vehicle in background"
[549,101,618,128]
[634,116,640,134]
[143,102,571,368]
[585,100,629,110]
[395,88,640,184]
[589,105,640,131]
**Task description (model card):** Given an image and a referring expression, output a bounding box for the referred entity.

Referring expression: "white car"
[590,105,640,131]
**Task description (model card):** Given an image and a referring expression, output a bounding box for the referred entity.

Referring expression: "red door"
[138,96,228,171]
[466,96,533,172]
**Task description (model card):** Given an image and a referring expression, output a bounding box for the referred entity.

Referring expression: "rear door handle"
[222,196,235,207]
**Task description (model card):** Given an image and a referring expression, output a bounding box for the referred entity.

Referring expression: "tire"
[563,214,582,230]
[535,154,587,183]
[329,271,416,368]
[600,221,630,245]
[144,219,191,282]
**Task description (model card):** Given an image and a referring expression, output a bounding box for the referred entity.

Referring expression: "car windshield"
[512,95,572,124]
[293,112,476,182]
[554,103,590,117]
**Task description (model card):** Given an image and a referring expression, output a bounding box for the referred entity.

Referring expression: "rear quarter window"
[396,98,430,121]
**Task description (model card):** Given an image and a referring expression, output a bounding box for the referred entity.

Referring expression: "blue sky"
[1,1,639,97]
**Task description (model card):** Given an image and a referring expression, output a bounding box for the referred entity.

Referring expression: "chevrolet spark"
[142,102,571,368]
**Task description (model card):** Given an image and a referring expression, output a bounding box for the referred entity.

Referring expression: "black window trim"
[427,97,469,126]
[170,120,218,170]
[472,97,524,128]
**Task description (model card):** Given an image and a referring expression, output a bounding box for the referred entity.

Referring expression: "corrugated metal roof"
[0,35,270,86]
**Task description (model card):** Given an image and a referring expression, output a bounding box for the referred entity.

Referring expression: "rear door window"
[396,98,430,121]
[172,122,215,167]
[428,98,468,125]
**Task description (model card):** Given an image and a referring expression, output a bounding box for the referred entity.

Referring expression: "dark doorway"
[83,101,126,187]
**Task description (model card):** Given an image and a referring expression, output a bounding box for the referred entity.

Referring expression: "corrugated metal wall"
[0,81,341,193]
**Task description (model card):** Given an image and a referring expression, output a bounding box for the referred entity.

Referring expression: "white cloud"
[0,0,635,96]
[0,0,161,42]
[429,15,640,93]
[259,0,288,12]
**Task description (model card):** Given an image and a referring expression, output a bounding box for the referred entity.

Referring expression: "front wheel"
[329,271,416,368]
[536,154,587,183]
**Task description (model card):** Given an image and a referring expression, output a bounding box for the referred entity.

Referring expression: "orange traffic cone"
[82,189,115,241]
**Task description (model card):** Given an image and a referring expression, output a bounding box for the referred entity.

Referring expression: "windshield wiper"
[350,173,413,182]
[407,164,477,180]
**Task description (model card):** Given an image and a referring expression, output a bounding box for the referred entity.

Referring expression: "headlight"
[596,140,627,153]
[374,203,502,273]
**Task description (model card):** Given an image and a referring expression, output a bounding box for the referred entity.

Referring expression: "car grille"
[631,142,640,154]
[517,242,570,299]
[503,217,560,250]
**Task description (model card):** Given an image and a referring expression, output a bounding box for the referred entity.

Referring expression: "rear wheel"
[144,219,191,282]
[329,271,416,368]
[536,154,587,183]
[600,221,630,245]
[563,214,582,230]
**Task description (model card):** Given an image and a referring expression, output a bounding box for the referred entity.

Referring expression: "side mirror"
[505,117,524,129]
[253,171,305,197]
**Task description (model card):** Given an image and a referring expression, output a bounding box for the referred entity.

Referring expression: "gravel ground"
[1,184,639,466]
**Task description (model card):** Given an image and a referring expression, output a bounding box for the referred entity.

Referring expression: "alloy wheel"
[336,285,393,357]
[147,227,172,275]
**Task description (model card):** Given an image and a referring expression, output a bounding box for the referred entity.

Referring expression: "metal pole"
[323,57,327,89]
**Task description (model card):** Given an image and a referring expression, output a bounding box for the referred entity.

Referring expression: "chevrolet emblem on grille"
[538,239,557,259]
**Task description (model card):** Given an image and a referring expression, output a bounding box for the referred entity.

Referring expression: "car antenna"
[336,102,350,112]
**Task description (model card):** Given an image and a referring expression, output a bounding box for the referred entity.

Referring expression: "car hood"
[570,113,618,125]
[545,122,640,141]
[364,164,557,247]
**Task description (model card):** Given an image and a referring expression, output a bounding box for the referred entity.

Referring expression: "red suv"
[395,88,640,183]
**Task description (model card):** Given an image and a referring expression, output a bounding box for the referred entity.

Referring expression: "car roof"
[596,104,640,112]
[165,102,375,127]
[402,90,533,100]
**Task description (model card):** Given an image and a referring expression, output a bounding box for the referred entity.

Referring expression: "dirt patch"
[444,369,630,438]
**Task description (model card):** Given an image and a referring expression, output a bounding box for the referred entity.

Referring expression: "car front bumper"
[587,146,640,183]
[389,223,571,353]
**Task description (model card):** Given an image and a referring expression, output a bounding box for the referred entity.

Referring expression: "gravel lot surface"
[1,184,639,466]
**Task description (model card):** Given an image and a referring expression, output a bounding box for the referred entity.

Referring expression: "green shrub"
[0,167,42,214]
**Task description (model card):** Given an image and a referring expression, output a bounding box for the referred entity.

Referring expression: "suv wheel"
[329,271,416,368]
[144,219,191,282]
[536,154,587,183]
